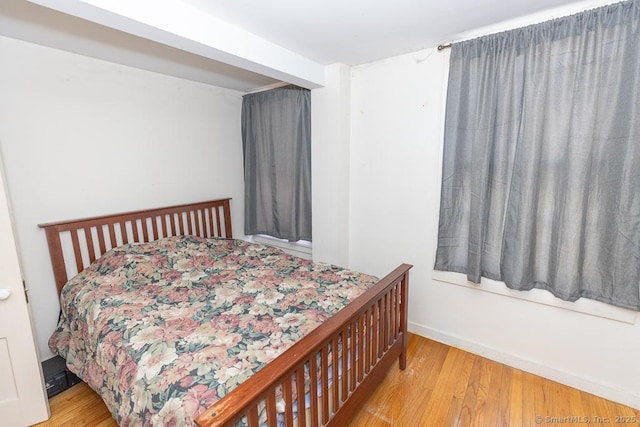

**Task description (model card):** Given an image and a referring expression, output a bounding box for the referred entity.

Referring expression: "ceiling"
[179,0,611,65]
[0,0,616,92]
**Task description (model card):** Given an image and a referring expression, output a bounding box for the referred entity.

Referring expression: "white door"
[0,160,49,425]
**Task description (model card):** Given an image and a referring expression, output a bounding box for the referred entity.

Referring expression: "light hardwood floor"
[33,334,639,427]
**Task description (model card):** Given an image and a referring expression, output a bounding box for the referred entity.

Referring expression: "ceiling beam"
[27,0,325,89]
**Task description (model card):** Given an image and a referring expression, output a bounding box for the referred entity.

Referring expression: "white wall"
[0,35,245,361]
[311,63,351,267]
[347,47,640,410]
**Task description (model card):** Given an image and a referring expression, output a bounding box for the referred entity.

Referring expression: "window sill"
[432,270,637,324]
[251,235,312,260]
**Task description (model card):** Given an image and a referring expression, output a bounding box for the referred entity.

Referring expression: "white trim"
[408,321,640,410]
[432,270,637,324]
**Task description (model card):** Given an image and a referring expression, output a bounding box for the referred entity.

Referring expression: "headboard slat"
[215,207,222,237]
[70,230,83,274]
[131,219,140,242]
[206,208,214,238]
[39,198,233,299]
[108,223,117,250]
[170,214,177,237]
[141,218,149,242]
[118,222,125,244]
[187,211,195,235]
[85,227,96,264]
[97,225,107,255]
[194,210,202,237]
[177,212,184,235]
[160,215,167,238]
[151,216,159,241]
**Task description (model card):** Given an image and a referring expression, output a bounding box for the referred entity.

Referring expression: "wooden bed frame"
[38,198,412,427]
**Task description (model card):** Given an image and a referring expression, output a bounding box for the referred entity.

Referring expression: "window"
[435,1,640,311]
[242,85,312,242]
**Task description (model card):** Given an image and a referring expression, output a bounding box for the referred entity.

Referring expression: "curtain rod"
[437,42,452,51]
[245,81,291,95]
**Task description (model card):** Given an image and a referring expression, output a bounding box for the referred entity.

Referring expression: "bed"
[39,198,412,427]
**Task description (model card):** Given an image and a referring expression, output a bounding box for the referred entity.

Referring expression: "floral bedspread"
[49,236,377,426]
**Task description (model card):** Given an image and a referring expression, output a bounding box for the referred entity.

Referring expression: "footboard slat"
[372,303,378,365]
[295,366,307,427]
[356,315,364,383]
[331,336,339,413]
[309,356,319,427]
[246,407,258,427]
[350,321,358,392]
[195,263,412,427]
[320,346,329,423]
[340,329,348,403]
[265,391,277,427]
[364,309,371,375]
[283,376,294,426]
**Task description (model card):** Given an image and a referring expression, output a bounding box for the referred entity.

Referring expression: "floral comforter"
[49,236,377,426]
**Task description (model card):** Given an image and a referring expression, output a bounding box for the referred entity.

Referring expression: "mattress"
[49,236,378,426]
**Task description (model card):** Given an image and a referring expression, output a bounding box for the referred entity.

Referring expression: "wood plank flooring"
[33,334,639,427]
[349,335,638,426]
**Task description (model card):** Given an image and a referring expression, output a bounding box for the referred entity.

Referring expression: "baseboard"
[408,321,640,410]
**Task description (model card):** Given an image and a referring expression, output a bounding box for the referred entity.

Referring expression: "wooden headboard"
[38,198,232,298]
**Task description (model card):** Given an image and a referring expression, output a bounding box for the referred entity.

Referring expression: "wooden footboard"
[195,263,412,427]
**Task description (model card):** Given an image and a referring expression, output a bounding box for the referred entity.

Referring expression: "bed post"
[222,198,233,238]
[43,226,68,298]
[399,269,410,370]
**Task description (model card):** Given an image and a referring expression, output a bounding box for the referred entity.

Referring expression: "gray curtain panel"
[242,85,312,242]
[435,0,640,310]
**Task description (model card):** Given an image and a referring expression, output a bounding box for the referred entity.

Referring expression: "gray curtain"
[242,85,312,242]
[435,0,640,310]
